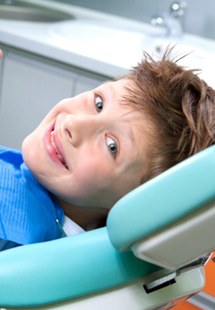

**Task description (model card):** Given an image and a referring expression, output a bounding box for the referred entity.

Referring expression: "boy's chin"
[22,134,30,155]
[22,133,36,166]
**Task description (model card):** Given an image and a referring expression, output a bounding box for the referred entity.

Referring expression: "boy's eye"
[95,95,103,112]
[106,136,118,157]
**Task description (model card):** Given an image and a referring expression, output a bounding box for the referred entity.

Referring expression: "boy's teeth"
[50,131,55,147]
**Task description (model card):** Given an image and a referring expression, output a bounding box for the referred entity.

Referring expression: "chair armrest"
[0,227,158,308]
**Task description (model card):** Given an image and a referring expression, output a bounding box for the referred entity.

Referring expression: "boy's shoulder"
[0,145,23,166]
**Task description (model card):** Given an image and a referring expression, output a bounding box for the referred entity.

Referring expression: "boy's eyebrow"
[102,82,116,98]
[125,126,135,147]
[102,81,137,145]
[109,83,137,142]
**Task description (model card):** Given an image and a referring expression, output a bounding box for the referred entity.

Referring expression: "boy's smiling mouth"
[50,130,68,169]
[47,126,68,170]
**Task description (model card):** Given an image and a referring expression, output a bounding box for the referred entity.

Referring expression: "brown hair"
[125,47,215,183]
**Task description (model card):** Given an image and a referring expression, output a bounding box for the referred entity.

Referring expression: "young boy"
[1,48,215,250]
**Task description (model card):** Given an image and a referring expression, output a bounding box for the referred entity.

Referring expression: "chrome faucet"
[151,1,187,38]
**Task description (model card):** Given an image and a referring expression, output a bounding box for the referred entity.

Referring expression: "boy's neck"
[57,199,108,231]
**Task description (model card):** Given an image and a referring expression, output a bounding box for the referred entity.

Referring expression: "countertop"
[0,0,215,84]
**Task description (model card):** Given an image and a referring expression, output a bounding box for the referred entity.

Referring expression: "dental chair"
[0,146,214,309]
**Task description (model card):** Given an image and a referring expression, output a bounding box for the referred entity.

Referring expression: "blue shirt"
[0,145,64,248]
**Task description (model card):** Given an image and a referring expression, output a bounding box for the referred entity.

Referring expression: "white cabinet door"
[0,52,75,149]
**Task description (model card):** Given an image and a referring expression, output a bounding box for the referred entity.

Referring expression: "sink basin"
[49,20,148,50]
[0,0,73,22]
[48,20,152,68]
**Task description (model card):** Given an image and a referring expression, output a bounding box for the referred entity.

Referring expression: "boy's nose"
[63,114,104,147]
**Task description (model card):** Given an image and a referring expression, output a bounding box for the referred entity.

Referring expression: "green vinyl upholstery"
[0,227,159,307]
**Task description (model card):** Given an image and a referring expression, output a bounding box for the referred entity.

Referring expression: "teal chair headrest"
[107,146,215,251]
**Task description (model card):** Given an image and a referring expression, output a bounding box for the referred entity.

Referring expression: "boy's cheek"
[74,162,106,196]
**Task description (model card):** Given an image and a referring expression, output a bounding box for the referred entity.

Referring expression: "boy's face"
[22,79,150,210]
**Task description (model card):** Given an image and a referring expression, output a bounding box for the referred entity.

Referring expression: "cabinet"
[0,46,108,149]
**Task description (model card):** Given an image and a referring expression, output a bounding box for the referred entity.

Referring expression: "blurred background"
[56,0,215,40]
